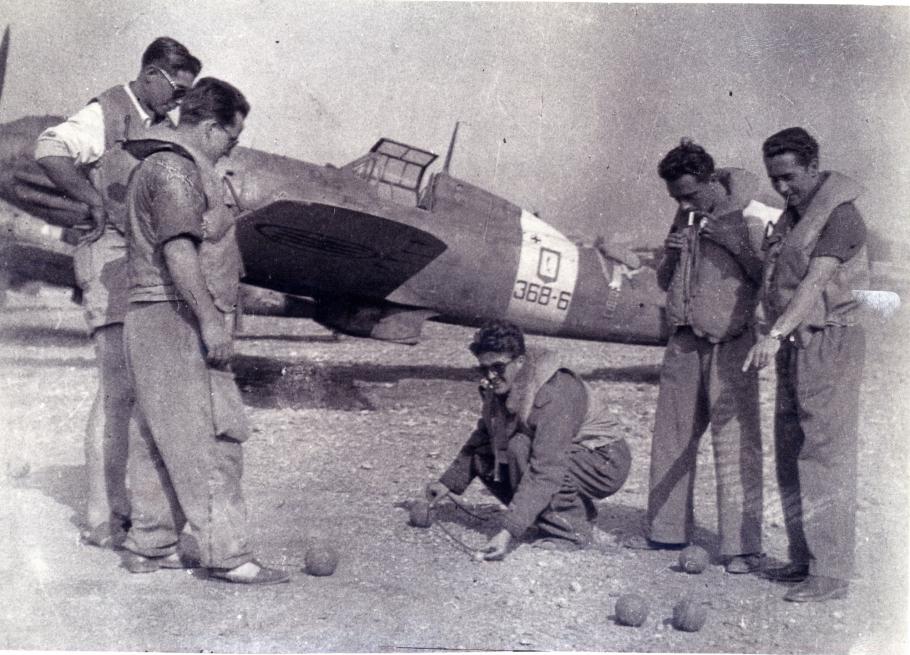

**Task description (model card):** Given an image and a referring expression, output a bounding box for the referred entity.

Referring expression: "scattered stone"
[570,581,582,593]
[555,597,569,608]
[360,463,374,470]
[832,611,844,620]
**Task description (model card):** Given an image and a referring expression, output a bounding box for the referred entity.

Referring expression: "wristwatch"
[768,328,787,342]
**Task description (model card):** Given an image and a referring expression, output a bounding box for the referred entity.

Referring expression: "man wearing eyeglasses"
[33,37,201,550]
[426,320,631,560]
[115,78,287,584]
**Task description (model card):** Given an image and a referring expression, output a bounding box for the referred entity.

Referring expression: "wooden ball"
[672,599,707,632]
[678,545,709,574]
[304,543,339,576]
[615,593,649,627]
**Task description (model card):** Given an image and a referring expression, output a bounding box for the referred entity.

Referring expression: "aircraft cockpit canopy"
[344,139,437,207]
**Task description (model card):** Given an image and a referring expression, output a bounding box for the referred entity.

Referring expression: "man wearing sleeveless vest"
[744,127,869,603]
[118,78,287,584]
[624,140,769,575]
[34,38,201,548]
[426,321,631,560]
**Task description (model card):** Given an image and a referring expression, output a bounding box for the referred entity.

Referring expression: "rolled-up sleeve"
[35,102,106,165]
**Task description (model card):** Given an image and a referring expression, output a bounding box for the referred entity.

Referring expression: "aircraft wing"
[235,199,448,300]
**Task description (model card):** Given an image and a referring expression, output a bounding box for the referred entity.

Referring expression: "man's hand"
[700,217,744,254]
[201,317,233,369]
[75,203,107,241]
[664,230,687,251]
[742,335,781,372]
[482,529,513,561]
[425,481,451,508]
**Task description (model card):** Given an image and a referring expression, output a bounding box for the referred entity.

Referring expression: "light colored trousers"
[647,327,763,556]
[122,300,252,569]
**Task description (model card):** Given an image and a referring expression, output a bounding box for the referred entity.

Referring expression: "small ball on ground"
[678,544,709,574]
[615,593,649,627]
[672,598,707,632]
[304,543,339,576]
[409,500,432,528]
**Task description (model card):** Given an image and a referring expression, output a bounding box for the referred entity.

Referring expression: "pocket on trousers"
[210,368,250,442]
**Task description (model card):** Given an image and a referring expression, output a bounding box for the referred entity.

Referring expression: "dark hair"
[141,37,202,77]
[469,320,526,358]
[762,127,819,167]
[657,138,715,183]
[179,77,250,127]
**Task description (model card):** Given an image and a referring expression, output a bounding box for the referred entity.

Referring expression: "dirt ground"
[0,287,907,654]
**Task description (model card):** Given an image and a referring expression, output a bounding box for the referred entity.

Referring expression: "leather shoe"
[784,575,848,603]
[124,552,194,574]
[623,534,686,551]
[725,553,765,574]
[761,562,809,583]
[210,559,290,585]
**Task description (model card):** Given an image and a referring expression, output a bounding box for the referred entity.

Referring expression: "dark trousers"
[775,325,865,579]
[471,434,631,543]
[647,328,763,556]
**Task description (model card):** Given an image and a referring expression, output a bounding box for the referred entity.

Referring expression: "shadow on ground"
[16,463,86,532]
[0,326,88,348]
[233,356,660,412]
[0,356,96,369]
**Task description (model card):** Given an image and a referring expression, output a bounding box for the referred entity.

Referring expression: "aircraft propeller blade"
[0,27,9,105]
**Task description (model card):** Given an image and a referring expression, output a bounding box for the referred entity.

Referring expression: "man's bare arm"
[36,156,104,228]
[770,256,839,335]
[742,256,840,371]
[162,236,233,368]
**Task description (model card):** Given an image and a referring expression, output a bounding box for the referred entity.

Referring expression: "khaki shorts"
[73,228,129,331]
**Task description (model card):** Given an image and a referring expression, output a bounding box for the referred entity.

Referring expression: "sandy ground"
[0,287,908,654]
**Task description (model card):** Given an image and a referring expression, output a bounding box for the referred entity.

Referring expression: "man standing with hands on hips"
[744,127,869,603]
[34,38,201,548]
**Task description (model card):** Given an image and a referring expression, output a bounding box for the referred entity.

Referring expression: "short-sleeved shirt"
[34,84,158,164]
[127,151,205,303]
[786,201,867,262]
[811,203,866,261]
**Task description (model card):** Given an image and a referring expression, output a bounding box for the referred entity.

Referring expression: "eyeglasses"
[476,359,513,378]
[153,66,188,102]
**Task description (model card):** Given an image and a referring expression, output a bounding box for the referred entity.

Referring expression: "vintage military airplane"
[0,26,677,346]
[2,27,896,345]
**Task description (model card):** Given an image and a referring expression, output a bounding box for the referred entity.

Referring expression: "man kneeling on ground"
[426,320,631,560]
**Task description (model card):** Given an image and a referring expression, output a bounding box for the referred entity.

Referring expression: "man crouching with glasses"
[426,320,631,560]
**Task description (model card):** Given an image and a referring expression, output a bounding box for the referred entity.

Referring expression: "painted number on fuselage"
[506,210,579,330]
[513,280,571,309]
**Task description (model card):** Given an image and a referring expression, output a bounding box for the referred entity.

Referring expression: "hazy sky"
[3,1,909,247]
